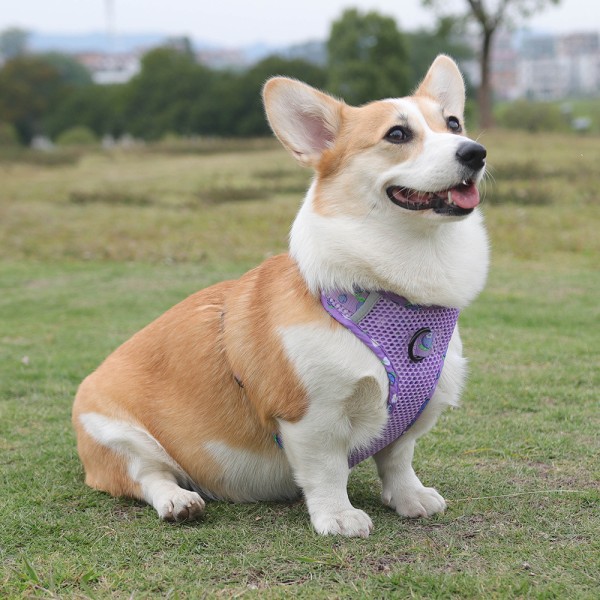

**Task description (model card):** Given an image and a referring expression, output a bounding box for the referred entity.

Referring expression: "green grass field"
[1,131,599,598]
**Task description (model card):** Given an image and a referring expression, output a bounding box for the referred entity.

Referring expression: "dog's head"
[263,55,486,222]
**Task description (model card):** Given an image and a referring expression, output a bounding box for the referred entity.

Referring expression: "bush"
[0,121,20,146]
[55,125,98,147]
[496,100,570,133]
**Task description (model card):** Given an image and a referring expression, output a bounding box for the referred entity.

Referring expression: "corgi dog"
[73,55,488,538]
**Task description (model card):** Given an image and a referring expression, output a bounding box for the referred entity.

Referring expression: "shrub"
[496,100,570,133]
[56,125,98,147]
[0,121,20,146]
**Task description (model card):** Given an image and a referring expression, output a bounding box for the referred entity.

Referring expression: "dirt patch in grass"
[145,137,279,156]
[196,184,272,204]
[490,160,571,181]
[489,185,555,206]
[366,553,417,574]
[195,168,310,205]
[69,190,155,207]
[0,147,81,166]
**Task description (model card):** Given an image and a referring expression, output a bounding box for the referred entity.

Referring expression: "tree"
[0,56,66,143]
[40,52,93,87]
[405,17,474,90]
[123,47,213,139]
[327,9,410,105]
[0,27,29,60]
[44,84,127,139]
[0,52,97,143]
[422,0,561,128]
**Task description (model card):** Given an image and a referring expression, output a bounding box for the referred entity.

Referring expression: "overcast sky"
[0,0,598,46]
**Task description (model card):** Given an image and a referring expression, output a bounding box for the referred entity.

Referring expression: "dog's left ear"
[415,55,465,117]
[263,77,343,168]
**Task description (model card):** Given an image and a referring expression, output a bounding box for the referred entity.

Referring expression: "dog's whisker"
[363,202,378,222]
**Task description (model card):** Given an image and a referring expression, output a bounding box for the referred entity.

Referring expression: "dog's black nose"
[456,142,487,171]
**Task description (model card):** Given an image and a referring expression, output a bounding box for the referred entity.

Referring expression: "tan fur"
[73,254,329,500]
[411,96,451,133]
[318,103,395,178]
[76,426,141,498]
[73,56,487,535]
[313,102,428,217]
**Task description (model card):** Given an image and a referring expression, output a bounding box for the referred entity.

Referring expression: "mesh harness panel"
[320,290,460,467]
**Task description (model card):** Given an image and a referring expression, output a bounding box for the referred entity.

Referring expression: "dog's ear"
[415,55,465,117]
[263,78,343,168]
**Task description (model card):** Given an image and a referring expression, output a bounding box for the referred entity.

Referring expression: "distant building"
[490,31,521,101]
[74,51,141,84]
[490,30,600,101]
[196,47,248,70]
[558,33,600,96]
[277,40,327,66]
[41,27,600,99]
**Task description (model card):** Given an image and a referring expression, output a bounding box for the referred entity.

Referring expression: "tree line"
[0,9,472,145]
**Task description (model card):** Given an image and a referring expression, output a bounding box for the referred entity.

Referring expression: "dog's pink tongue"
[449,183,480,209]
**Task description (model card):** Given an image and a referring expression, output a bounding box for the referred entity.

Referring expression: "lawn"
[1,131,598,598]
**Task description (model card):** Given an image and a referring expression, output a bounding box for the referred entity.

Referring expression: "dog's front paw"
[311,508,373,538]
[383,485,446,518]
[156,489,205,522]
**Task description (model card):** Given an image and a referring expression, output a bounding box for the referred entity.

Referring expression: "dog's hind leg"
[75,411,205,522]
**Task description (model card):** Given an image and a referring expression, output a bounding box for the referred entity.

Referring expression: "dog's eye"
[447,116,462,133]
[384,126,412,144]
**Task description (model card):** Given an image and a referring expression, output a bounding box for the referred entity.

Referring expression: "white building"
[491,30,600,101]
[75,51,141,85]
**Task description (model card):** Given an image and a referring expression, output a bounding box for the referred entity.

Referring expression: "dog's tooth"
[447,190,454,205]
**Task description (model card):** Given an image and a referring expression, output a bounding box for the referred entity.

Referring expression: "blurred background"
[0,0,599,147]
[2,5,599,597]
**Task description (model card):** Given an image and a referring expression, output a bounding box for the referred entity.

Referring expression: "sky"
[0,0,598,47]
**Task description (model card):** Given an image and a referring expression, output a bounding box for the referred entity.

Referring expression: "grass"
[1,130,599,598]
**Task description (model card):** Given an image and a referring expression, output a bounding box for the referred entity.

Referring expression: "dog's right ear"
[263,78,343,168]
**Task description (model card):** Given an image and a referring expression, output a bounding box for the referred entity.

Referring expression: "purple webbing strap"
[321,290,459,467]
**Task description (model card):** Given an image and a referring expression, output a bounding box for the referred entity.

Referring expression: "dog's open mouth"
[386,180,479,216]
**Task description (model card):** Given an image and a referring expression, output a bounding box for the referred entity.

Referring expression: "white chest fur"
[278,322,390,458]
[290,185,489,309]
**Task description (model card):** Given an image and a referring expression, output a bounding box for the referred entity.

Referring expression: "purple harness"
[320,290,460,467]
